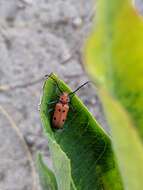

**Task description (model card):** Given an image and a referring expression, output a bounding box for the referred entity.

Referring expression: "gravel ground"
[0,0,142,190]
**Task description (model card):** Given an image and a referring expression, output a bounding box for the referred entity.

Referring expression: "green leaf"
[84,0,143,189]
[40,74,123,190]
[37,153,58,190]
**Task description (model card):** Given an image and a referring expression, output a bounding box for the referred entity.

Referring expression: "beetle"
[46,74,91,129]
[52,92,69,128]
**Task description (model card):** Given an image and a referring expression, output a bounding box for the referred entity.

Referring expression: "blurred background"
[0,0,142,190]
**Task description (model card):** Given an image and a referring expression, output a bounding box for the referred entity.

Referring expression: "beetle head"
[60,92,69,104]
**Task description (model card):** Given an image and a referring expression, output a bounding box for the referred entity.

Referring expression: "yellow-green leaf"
[84,0,143,138]
[100,89,143,190]
[84,0,143,189]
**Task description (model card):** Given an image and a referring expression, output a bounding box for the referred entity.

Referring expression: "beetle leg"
[56,128,64,133]
[47,100,58,105]
[48,108,54,113]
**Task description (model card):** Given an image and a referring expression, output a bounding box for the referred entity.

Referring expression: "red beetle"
[52,92,69,128]
[47,74,91,129]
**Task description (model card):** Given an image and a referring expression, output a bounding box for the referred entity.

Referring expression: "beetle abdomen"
[52,103,69,128]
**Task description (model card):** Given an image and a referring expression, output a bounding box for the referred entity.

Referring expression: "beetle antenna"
[45,73,63,93]
[69,81,92,96]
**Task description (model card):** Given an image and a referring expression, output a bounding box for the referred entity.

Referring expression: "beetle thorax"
[59,92,69,104]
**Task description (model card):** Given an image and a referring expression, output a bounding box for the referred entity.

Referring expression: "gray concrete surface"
[0,0,142,190]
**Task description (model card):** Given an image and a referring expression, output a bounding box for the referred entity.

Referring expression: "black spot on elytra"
[58,109,61,112]
[54,117,56,120]
[63,110,65,113]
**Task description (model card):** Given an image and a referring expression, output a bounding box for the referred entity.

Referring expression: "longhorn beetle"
[46,74,92,129]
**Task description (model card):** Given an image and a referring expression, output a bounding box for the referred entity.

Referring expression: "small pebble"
[24,134,35,147]
[72,17,83,28]
[61,51,72,64]
[90,97,97,105]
